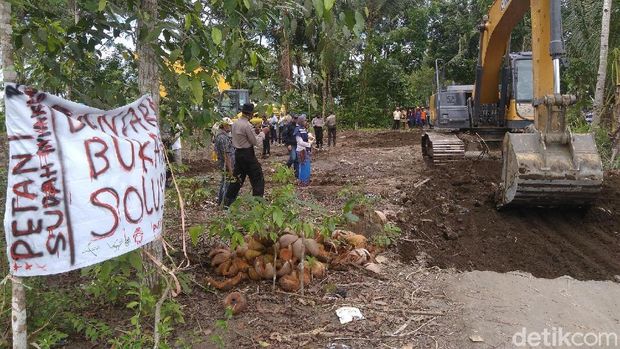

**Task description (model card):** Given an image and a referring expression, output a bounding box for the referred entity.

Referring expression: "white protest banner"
[4,84,166,276]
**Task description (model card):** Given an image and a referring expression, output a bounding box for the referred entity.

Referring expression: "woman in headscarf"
[293,115,314,185]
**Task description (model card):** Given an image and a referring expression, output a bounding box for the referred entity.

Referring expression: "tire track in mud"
[397,156,620,281]
[515,211,604,279]
[292,129,620,281]
[533,210,620,279]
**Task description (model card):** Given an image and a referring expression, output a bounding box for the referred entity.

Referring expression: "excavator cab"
[217,89,250,119]
[505,52,534,129]
[496,0,603,207]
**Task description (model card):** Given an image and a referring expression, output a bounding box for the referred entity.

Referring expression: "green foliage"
[568,107,619,169]
[209,165,307,245]
[81,252,185,347]
[33,329,68,349]
[206,164,342,246]
[373,223,403,248]
[407,66,436,107]
[82,251,143,303]
[0,251,186,348]
[189,224,206,246]
[209,306,234,349]
[339,186,378,214]
[563,0,620,100]
[337,103,390,129]
[166,176,212,209]
[68,315,113,342]
[7,0,619,133]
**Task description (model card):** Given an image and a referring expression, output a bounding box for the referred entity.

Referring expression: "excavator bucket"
[498,94,604,208]
[498,131,603,207]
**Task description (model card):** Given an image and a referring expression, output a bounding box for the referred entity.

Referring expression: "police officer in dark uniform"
[224,103,265,206]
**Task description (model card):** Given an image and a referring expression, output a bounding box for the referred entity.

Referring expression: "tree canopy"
[2,0,619,130]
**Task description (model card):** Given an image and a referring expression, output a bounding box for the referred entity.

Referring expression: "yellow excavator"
[423,0,603,207]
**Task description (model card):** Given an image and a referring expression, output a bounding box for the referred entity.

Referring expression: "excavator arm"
[472,0,557,126]
[492,0,604,207]
[473,1,530,107]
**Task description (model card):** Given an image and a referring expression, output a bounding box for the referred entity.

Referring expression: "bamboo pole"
[1,0,28,348]
[11,278,27,349]
[137,0,163,292]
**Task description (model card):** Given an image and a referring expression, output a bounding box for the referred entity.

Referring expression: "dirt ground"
[10,128,617,348]
[173,128,620,348]
[176,130,449,349]
[440,270,620,349]
[397,156,620,281]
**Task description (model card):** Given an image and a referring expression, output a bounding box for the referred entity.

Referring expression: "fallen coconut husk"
[223,291,247,315]
[206,272,246,290]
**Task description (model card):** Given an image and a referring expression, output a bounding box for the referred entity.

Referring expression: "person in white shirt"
[277,114,287,144]
[169,123,183,164]
[269,114,278,145]
[311,114,325,150]
[392,107,401,130]
[325,112,337,147]
[171,137,182,164]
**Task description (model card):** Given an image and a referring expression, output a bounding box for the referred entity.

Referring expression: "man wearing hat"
[214,117,235,206]
[224,103,265,206]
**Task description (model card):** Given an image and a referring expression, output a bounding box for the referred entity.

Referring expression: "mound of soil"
[398,160,620,281]
[344,130,421,148]
[184,158,219,176]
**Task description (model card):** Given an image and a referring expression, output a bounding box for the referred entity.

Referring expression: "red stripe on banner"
[8,134,34,141]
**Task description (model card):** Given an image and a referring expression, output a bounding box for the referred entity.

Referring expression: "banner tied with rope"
[4,84,165,276]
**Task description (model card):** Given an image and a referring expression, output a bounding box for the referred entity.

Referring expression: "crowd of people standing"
[211,102,434,208]
[213,104,337,207]
[391,106,428,130]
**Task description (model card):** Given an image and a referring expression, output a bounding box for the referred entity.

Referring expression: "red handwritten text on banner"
[4,84,165,276]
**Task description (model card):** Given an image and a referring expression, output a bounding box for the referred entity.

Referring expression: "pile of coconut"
[206,229,379,292]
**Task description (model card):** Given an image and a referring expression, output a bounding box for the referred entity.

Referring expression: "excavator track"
[421,132,465,164]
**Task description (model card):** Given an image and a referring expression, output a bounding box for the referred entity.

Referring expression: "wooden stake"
[11,277,27,349]
[1,0,28,347]
[300,235,305,296]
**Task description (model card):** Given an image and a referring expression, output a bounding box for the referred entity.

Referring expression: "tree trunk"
[327,71,334,113]
[592,0,613,126]
[137,0,162,291]
[277,10,293,95]
[616,54,620,130]
[358,10,376,117]
[612,53,620,163]
[11,278,27,349]
[1,1,27,348]
[280,27,292,93]
[321,71,334,117]
[0,0,16,82]
[66,0,79,99]
[138,0,160,109]
[321,71,327,117]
